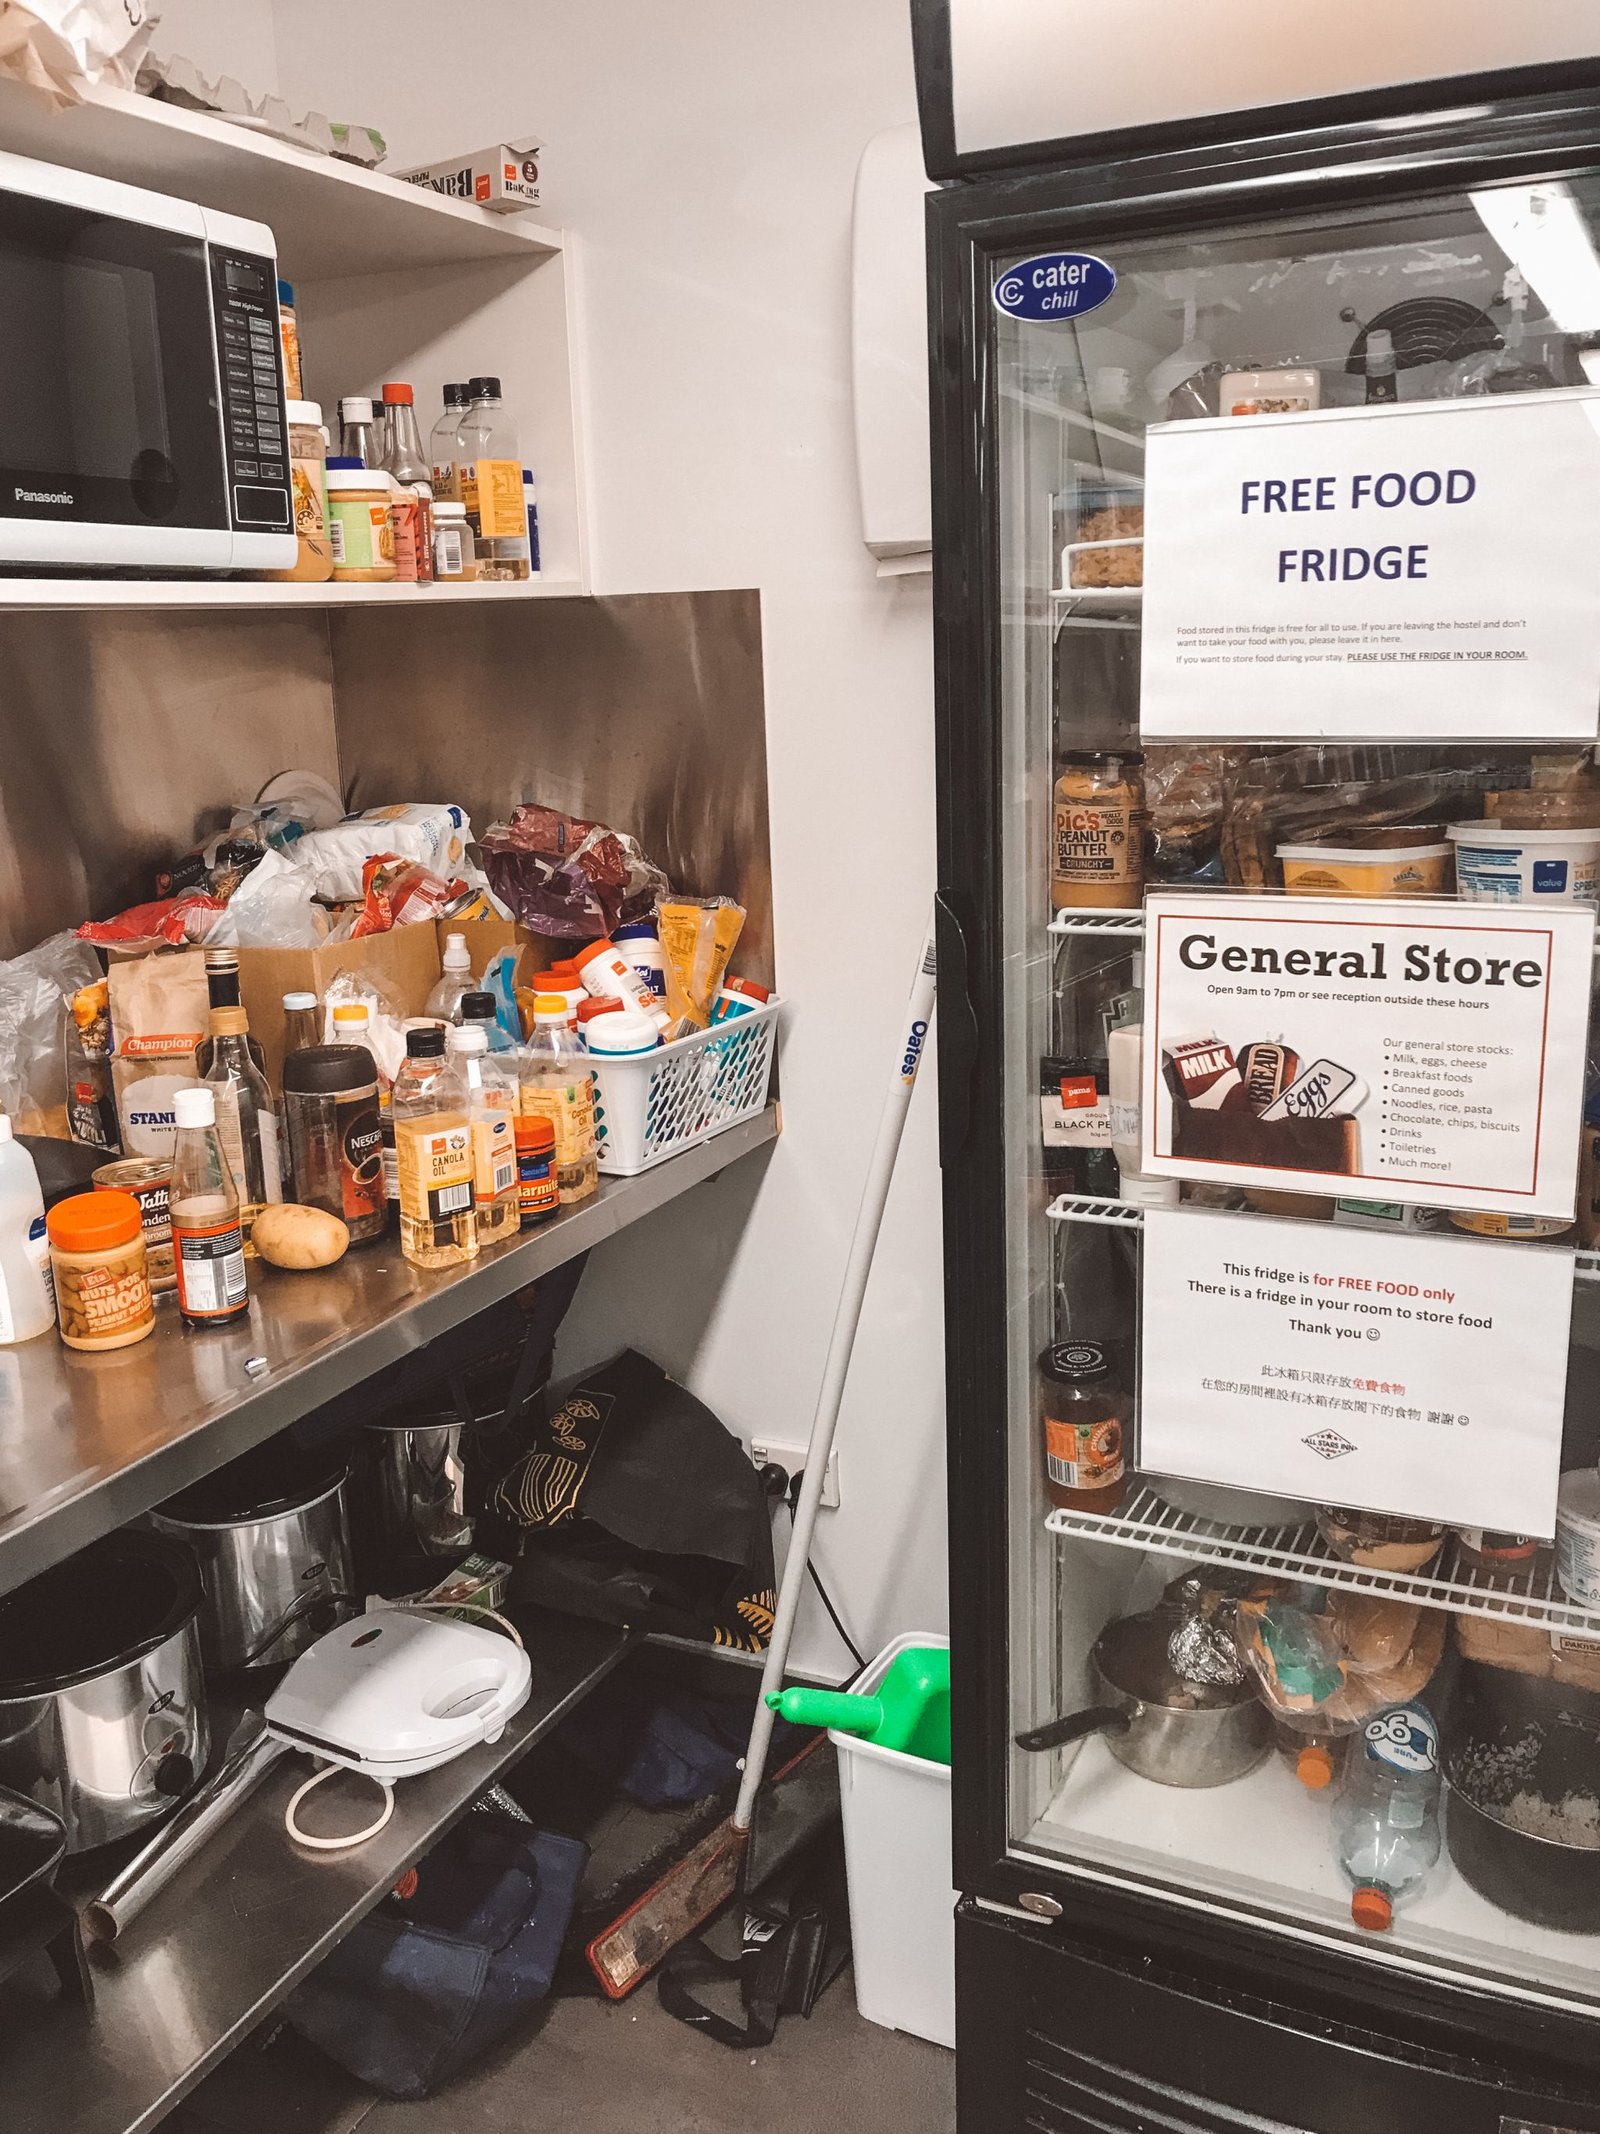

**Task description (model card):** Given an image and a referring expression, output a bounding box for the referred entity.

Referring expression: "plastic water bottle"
[426,931,476,1022]
[1332,1703,1442,1931]
[0,1117,54,1342]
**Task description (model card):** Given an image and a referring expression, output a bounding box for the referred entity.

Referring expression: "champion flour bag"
[495,1349,776,1652]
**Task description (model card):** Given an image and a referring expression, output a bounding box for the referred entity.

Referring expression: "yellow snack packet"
[658,898,745,1027]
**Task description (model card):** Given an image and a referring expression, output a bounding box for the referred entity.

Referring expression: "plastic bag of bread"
[1236,1588,1446,1724]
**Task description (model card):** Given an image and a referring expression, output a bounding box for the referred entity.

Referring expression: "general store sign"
[1139,1207,1572,1534]
[1139,392,1600,740]
[1142,892,1594,1215]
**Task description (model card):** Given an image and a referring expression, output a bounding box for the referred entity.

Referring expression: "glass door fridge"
[925,41,1600,2134]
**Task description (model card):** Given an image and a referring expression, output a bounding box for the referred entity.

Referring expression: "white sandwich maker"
[264,1610,532,1780]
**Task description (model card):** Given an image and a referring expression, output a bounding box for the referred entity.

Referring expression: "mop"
[585,913,938,1996]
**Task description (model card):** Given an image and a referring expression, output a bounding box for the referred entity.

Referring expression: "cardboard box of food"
[395,139,543,214]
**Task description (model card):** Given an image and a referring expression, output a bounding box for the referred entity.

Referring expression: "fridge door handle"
[1015,1705,1130,1753]
[934,889,978,1167]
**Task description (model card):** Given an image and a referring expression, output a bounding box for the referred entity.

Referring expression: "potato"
[252,1203,349,1270]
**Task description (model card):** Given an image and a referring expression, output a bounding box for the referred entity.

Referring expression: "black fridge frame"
[932,69,1600,2085]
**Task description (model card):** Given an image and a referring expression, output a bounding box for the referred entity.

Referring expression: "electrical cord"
[783,1480,866,1678]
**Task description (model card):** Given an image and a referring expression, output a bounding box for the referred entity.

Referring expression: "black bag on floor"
[495,1349,777,1653]
[284,1813,587,2099]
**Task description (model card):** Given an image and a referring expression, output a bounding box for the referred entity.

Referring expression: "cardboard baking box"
[395,139,543,214]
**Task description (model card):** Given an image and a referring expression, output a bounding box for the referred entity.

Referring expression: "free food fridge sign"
[1139,390,1600,740]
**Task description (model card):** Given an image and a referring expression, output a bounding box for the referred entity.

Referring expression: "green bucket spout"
[766,1645,950,1765]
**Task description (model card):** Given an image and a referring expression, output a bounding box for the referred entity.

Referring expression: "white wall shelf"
[0,576,584,611]
[0,78,561,278]
[1046,1483,1599,1635]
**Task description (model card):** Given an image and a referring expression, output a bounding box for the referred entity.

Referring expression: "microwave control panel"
[208,249,292,533]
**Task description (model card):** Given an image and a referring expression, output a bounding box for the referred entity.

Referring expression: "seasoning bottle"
[169,1087,249,1328]
[202,1006,282,1247]
[1364,327,1399,406]
[393,1026,478,1270]
[1038,1341,1129,1513]
[379,382,434,583]
[431,500,476,582]
[520,994,598,1203]
[277,279,303,399]
[47,1189,154,1352]
[326,460,398,582]
[282,1044,388,1245]
[338,396,379,467]
[446,1025,519,1244]
[282,992,322,1057]
[1051,752,1146,911]
[430,381,471,497]
[265,401,334,583]
[515,1116,558,1227]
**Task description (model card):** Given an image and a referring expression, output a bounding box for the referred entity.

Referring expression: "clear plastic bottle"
[455,375,528,573]
[379,383,434,582]
[519,993,598,1204]
[430,381,471,497]
[201,1005,282,1246]
[338,395,380,467]
[332,1000,395,1211]
[1332,1703,1442,1931]
[461,988,515,1052]
[427,932,477,1022]
[169,1086,249,1328]
[393,1026,478,1270]
[446,1025,520,1244]
[0,1117,55,1342]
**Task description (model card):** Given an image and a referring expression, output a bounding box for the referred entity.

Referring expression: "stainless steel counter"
[0,1108,779,1600]
[0,1609,632,2134]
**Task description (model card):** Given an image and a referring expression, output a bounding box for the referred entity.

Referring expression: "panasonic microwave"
[0,149,296,572]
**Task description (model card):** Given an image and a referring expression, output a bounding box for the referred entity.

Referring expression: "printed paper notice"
[1142,893,1594,1215]
[1139,392,1600,740]
[1139,1208,1572,1534]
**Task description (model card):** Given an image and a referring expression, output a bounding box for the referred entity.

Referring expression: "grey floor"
[176,1969,955,2134]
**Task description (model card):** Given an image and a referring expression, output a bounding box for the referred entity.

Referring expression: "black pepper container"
[281,1045,388,1243]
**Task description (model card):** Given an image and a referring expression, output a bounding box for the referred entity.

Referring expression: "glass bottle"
[338,395,380,467]
[1038,1340,1129,1513]
[169,1085,249,1327]
[393,1025,478,1270]
[455,374,528,575]
[202,1005,281,1246]
[379,382,434,582]
[198,948,268,1077]
[282,991,322,1058]
[1051,752,1146,911]
[430,381,471,498]
[446,1025,520,1244]
[519,993,598,1204]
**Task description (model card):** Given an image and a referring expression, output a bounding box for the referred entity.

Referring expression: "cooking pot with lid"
[0,1530,207,1852]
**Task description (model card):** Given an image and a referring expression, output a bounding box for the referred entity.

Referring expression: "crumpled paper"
[0,0,159,106]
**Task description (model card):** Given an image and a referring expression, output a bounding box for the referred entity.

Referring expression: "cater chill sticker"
[993,252,1116,323]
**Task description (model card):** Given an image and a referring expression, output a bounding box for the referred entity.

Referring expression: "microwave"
[0,149,296,572]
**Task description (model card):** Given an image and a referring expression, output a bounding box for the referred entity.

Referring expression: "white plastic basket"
[590,998,780,1177]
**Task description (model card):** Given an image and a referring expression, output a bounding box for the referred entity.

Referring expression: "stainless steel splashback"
[329,590,774,985]
[0,612,339,958]
[0,591,772,985]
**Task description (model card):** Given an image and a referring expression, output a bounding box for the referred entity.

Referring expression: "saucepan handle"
[1015,1705,1131,1753]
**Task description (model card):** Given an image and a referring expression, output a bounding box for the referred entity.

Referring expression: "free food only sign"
[1139,391,1600,739]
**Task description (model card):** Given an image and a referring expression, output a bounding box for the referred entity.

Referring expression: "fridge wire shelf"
[1045,1484,1600,1635]
[1046,1190,1600,1281]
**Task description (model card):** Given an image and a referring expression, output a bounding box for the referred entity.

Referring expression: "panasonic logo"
[15,487,73,505]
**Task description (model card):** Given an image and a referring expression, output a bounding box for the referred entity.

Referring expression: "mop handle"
[734,909,938,1833]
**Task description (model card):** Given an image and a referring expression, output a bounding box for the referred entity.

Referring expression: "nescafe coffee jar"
[282,1044,387,1243]
[1038,1341,1129,1513]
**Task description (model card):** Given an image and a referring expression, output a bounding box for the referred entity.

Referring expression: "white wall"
[266,0,946,1675]
[148,0,279,97]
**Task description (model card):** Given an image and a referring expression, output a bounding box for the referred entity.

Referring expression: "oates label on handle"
[993,253,1116,323]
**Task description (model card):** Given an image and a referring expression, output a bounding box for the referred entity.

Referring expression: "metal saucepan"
[1016,1604,1269,1788]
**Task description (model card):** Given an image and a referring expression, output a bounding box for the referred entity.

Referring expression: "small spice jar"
[265,400,333,583]
[326,460,397,582]
[92,1156,174,1292]
[282,1044,388,1244]
[1038,1341,1128,1513]
[515,1116,558,1227]
[1051,751,1145,911]
[47,1191,155,1351]
[432,500,477,582]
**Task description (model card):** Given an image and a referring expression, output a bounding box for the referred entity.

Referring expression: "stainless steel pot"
[0,1531,207,1852]
[356,1406,474,1580]
[149,1440,354,1673]
[1016,1605,1268,1787]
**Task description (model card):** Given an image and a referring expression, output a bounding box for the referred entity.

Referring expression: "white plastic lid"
[1117,1170,1180,1208]
[340,396,374,421]
[586,1013,661,1055]
[1449,821,1600,849]
[0,1115,12,1144]
[434,501,467,519]
[282,990,318,1011]
[325,466,387,492]
[445,1024,488,1053]
[285,399,323,426]
[441,931,471,969]
[173,1086,216,1130]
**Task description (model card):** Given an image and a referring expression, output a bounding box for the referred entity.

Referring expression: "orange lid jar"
[46,1190,155,1351]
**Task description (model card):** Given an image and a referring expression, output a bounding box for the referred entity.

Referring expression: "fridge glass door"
[996,173,1600,2013]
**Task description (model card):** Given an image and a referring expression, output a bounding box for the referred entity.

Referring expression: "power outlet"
[751,1439,841,1509]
